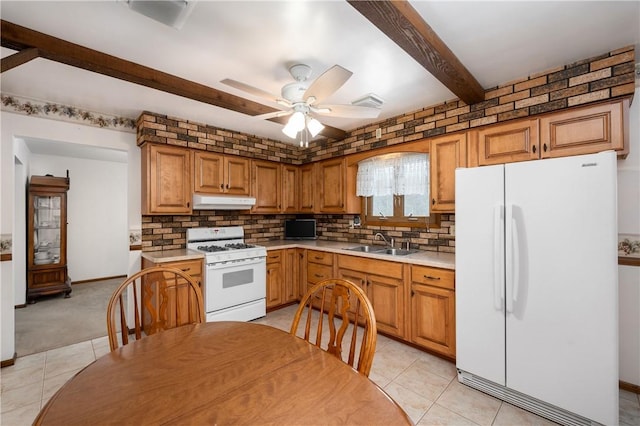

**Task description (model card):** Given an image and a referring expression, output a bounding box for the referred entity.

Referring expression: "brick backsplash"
[142,213,455,253]
[139,46,634,253]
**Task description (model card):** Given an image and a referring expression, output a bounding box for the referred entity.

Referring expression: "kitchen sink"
[346,246,418,256]
[378,248,418,256]
[346,245,380,253]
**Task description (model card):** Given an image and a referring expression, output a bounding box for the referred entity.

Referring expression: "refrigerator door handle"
[493,204,504,311]
[512,209,521,308]
[506,204,514,314]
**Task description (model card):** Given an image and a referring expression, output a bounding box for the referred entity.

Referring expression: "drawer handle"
[423,275,441,280]
[314,274,324,278]
[314,256,323,260]
[181,268,190,272]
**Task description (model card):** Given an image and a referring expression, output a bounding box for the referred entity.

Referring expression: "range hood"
[192,194,256,210]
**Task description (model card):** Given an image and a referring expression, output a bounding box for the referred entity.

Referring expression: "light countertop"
[260,240,455,270]
[141,249,204,263]
[141,241,455,270]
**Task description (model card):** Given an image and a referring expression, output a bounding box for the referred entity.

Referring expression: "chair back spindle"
[107,266,204,351]
[291,278,377,376]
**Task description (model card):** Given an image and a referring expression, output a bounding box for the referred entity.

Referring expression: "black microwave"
[284,219,317,240]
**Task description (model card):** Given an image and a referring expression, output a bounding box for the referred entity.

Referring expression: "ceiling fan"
[221,63,382,145]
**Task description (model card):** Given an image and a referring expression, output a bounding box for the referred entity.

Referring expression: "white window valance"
[356,153,429,197]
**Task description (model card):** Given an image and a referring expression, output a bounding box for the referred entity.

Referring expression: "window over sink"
[357,153,437,228]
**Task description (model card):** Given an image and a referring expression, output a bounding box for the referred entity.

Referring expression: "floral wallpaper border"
[129,228,142,250]
[1,93,136,132]
[0,234,12,255]
[619,234,640,259]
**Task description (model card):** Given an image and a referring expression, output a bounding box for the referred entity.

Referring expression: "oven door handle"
[207,256,266,269]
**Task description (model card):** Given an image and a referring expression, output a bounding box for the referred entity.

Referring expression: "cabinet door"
[193,151,224,194]
[318,158,345,212]
[337,268,367,318]
[472,119,539,166]
[281,165,299,213]
[430,133,467,213]
[284,248,299,302]
[411,283,456,357]
[224,156,250,195]
[143,144,191,214]
[299,163,315,213]
[141,258,204,332]
[540,100,627,158]
[266,251,284,308]
[251,160,281,213]
[367,274,405,338]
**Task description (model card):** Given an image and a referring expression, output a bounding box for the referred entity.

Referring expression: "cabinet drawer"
[338,255,404,279]
[267,250,283,264]
[307,250,333,266]
[307,263,333,284]
[411,265,454,290]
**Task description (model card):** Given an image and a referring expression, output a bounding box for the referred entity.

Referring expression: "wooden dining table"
[34,321,412,425]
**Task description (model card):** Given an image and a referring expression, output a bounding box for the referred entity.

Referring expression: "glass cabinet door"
[33,194,62,266]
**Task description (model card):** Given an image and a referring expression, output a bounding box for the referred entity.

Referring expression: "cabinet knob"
[226,184,229,189]
[432,198,435,205]
[543,143,548,152]
[220,184,224,189]
[532,145,537,154]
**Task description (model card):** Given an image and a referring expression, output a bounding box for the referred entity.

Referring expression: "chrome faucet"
[374,233,394,248]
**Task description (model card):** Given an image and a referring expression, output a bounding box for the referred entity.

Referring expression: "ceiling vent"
[352,93,384,109]
[125,0,197,29]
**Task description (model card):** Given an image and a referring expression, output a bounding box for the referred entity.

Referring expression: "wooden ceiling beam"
[0,20,279,116]
[347,0,485,105]
[1,47,39,73]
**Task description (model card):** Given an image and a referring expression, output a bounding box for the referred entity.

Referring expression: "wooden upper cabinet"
[540,98,628,158]
[430,133,467,213]
[251,160,281,213]
[470,118,539,166]
[298,163,315,213]
[142,143,192,215]
[193,151,250,195]
[317,158,360,214]
[281,164,299,213]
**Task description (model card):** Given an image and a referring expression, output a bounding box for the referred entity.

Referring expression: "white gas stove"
[187,227,266,322]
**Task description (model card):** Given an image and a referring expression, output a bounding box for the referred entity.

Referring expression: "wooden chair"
[107,266,205,351]
[290,278,377,376]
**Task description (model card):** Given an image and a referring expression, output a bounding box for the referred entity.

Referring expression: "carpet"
[15,277,124,357]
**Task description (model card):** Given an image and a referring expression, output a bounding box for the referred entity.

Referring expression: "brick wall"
[140,46,635,253]
[142,212,455,253]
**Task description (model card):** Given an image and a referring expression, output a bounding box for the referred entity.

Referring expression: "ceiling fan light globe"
[288,111,305,131]
[282,123,298,139]
[307,118,324,137]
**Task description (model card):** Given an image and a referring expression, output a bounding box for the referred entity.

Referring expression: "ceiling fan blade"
[254,110,292,120]
[303,65,352,105]
[221,78,289,106]
[313,104,381,119]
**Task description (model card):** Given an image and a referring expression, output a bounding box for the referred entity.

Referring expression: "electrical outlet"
[375,128,382,139]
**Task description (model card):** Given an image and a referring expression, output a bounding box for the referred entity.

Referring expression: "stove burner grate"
[197,245,229,253]
[225,243,256,250]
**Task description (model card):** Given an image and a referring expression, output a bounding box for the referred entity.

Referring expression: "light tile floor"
[2,305,639,425]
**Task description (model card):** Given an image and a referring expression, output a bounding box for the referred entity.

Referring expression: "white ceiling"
[1,1,639,147]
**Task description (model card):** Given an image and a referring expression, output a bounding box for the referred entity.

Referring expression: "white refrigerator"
[455,151,618,426]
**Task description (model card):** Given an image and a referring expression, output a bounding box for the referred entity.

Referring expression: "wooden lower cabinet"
[266,248,300,309]
[140,257,204,332]
[410,265,456,358]
[266,250,284,308]
[337,255,405,338]
[283,248,299,303]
